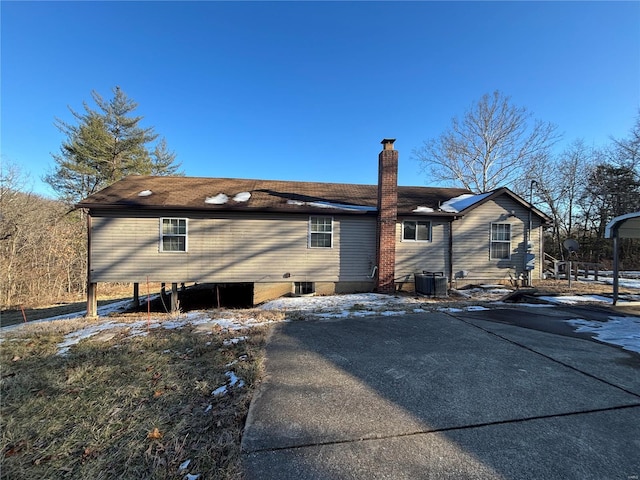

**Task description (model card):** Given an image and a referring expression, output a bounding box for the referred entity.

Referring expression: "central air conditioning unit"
[415,271,448,297]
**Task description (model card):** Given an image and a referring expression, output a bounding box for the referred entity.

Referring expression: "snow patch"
[212,371,245,396]
[599,277,640,290]
[57,322,120,355]
[440,192,491,213]
[465,305,490,311]
[566,316,640,353]
[539,295,612,305]
[223,336,248,346]
[286,199,376,212]
[211,385,227,396]
[413,206,434,213]
[233,191,251,202]
[205,193,229,204]
[438,305,489,313]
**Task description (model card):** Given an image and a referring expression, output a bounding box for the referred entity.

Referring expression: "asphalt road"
[242,305,640,479]
[454,302,636,345]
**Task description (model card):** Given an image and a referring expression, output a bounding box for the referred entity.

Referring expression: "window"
[402,221,431,242]
[309,216,333,248]
[294,282,315,295]
[160,218,187,252]
[490,223,511,259]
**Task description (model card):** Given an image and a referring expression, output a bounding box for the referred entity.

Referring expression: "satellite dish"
[563,238,580,253]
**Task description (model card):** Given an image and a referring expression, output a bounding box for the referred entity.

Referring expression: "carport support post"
[171,283,179,312]
[612,229,619,305]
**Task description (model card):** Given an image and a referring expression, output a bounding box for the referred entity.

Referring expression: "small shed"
[605,212,640,304]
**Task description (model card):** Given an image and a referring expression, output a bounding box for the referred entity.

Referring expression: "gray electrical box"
[525,253,535,271]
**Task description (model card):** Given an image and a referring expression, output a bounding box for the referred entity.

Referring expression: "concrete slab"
[451,304,640,395]
[242,313,640,463]
[244,406,640,479]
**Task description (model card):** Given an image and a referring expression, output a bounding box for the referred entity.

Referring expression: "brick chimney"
[376,138,398,293]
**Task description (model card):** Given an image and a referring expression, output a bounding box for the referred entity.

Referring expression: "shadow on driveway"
[242,310,640,479]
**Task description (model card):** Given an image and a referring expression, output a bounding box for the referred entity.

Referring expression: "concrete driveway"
[241,308,640,479]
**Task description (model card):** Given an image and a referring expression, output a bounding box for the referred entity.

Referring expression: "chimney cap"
[381,138,396,150]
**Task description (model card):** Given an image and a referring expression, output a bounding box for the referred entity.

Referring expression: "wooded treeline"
[1,166,86,308]
[2,89,638,309]
[2,87,180,309]
[518,128,640,268]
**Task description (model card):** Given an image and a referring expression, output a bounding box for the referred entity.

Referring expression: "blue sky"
[2,1,639,198]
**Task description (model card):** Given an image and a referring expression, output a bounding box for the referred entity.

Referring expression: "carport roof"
[605,212,640,239]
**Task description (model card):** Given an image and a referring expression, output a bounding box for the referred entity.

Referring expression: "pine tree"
[46,87,181,204]
[150,138,180,176]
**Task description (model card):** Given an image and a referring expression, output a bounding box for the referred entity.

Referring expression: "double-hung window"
[309,216,333,248]
[160,218,187,252]
[402,221,431,242]
[490,223,511,259]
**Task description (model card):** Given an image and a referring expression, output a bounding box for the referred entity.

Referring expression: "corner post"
[171,282,179,312]
[133,283,140,307]
[85,212,98,317]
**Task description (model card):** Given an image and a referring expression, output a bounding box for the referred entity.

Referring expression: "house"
[76,139,551,315]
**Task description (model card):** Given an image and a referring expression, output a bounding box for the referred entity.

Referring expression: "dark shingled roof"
[74,175,474,216]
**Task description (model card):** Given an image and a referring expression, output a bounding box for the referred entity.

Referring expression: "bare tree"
[611,109,640,171]
[413,91,560,192]
[1,160,86,308]
[519,141,598,260]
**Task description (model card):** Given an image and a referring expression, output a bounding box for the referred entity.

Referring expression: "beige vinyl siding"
[395,218,450,279]
[530,213,544,281]
[451,197,543,282]
[89,210,376,283]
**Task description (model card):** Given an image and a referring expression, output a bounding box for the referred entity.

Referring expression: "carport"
[605,211,640,304]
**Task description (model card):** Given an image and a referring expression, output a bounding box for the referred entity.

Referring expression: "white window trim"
[401,220,432,242]
[490,222,511,260]
[160,217,188,253]
[308,216,334,248]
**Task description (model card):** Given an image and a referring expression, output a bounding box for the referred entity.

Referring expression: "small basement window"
[294,282,315,295]
[160,218,187,252]
[309,216,333,248]
[402,221,431,241]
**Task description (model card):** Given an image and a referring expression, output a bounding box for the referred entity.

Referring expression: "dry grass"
[0,313,269,479]
[531,278,624,295]
[1,279,636,479]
